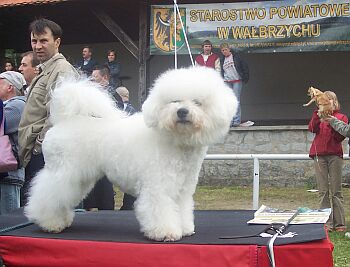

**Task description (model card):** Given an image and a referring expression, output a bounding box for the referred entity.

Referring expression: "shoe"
[335,225,347,232]
[325,224,333,232]
[239,121,255,127]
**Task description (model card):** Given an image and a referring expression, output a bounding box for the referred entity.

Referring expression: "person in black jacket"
[106,49,121,88]
[91,65,124,110]
[76,46,98,77]
[220,43,249,127]
[82,65,124,211]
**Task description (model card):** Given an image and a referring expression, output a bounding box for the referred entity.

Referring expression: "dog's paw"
[40,222,67,233]
[42,227,65,234]
[163,233,183,242]
[36,215,72,234]
[145,228,183,242]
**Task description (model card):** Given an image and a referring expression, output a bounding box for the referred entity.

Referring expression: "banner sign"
[150,0,350,54]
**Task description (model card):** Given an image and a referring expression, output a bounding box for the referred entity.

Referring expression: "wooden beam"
[138,0,149,105]
[91,7,139,60]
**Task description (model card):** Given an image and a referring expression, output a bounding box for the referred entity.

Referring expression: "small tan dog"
[303,86,333,118]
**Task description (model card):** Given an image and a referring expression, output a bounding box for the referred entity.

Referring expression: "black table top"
[0,209,326,246]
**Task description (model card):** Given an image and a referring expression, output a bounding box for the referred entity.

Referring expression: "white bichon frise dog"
[25,66,237,241]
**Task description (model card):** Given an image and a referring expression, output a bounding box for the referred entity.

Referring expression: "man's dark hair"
[29,18,62,40]
[202,40,212,47]
[93,64,110,79]
[5,59,14,66]
[83,45,93,53]
[21,51,40,67]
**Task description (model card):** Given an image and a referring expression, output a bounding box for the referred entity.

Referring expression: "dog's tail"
[50,79,124,124]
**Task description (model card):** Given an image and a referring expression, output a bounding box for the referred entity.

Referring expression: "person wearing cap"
[18,18,79,205]
[116,86,136,116]
[0,71,26,214]
[195,40,220,72]
[115,86,137,210]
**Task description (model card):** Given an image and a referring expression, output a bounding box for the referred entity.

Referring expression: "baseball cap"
[116,86,129,98]
[0,71,26,91]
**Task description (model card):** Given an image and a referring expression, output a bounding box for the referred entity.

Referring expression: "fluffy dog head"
[142,66,237,146]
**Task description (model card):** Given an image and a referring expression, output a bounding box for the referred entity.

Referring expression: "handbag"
[0,114,18,172]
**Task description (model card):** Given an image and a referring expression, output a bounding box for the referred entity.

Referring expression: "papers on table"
[247,205,331,225]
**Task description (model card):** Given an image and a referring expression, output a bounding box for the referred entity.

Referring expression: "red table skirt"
[258,237,334,267]
[0,235,333,267]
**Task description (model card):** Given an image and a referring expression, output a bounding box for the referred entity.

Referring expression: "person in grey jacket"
[0,71,26,214]
[219,43,249,127]
[18,18,78,205]
[326,116,350,137]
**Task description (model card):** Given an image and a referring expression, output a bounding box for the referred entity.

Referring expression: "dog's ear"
[142,94,159,128]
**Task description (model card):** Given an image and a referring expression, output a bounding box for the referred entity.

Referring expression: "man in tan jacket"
[18,18,78,205]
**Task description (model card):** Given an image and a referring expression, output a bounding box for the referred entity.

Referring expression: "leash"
[0,222,34,235]
[266,209,301,267]
[0,209,85,235]
[219,224,281,240]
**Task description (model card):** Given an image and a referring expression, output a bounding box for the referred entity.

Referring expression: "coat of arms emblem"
[152,7,186,53]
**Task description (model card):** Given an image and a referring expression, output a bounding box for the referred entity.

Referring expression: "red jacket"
[308,110,348,158]
[195,53,219,69]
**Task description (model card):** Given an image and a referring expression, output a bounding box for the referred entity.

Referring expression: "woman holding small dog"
[308,91,347,232]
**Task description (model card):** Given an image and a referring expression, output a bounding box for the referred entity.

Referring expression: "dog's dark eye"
[171,100,181,103]
[193,99,202,106]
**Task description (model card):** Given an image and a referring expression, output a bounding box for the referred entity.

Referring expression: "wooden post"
[91,7,139,60]
[138,0,149,106]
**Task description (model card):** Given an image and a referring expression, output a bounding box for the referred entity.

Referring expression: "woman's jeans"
[0,183,20,215]
[226,81,242,126]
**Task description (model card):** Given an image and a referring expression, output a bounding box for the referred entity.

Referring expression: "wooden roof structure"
[0,0,149,103]
[0,0,268,105]
[0,0,68,7]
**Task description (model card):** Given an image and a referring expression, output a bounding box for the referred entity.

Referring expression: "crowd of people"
[0,18,136,215]
[0,19,348,233]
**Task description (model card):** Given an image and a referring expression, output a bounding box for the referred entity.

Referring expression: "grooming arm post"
[253,157,259,210]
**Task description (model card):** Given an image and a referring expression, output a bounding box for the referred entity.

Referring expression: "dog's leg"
[25,167,96,233]
[303,98,315,107]
[176,176,197,237]
[177,192,195,237]
[134,190,183,242]
[24,168,74,233]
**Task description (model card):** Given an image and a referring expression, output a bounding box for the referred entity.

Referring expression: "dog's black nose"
[177,108,189,119]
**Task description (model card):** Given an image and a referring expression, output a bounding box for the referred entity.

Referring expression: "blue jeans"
[226,81,242,126]
[0,183,20,215]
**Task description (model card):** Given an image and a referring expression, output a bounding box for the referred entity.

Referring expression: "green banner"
[150,0,350,54]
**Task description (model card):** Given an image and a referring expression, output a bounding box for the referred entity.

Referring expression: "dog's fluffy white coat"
[25,67,237,241]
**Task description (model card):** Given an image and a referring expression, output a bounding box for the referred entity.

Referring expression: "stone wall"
[199,126,350,187]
